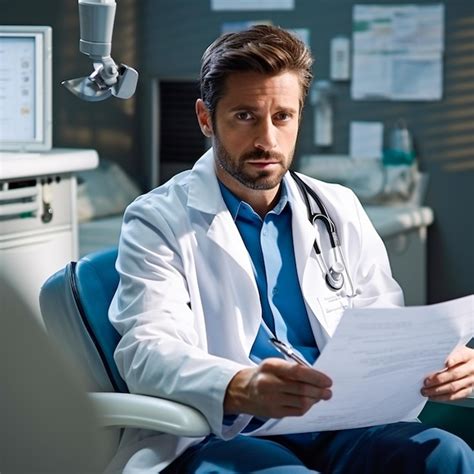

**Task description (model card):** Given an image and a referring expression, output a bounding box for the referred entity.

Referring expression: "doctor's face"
[198,71,301,193]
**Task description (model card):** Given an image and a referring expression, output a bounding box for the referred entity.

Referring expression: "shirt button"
[272,287,278,295]
[262,229,267,236]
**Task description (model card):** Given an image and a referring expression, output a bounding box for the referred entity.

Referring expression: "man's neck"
[217,172,281,218]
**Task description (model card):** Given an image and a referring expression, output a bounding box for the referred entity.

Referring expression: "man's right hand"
[224,358,332,418]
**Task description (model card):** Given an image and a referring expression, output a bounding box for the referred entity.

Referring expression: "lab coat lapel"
[207,211,255,277]
[187,148,256,278]
[187,149,261,350]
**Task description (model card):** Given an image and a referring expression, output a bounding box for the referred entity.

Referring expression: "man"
[108,25,474,473]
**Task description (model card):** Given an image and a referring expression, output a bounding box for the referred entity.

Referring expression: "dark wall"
[140,0,473,303]
[0,0,144,188]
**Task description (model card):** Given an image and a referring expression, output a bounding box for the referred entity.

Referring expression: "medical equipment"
[330,36,350,81]
[310,80,333,147]
[62,0,138,102]
[290,170,358,299]
[0,149,98,324]
[384,120,415,166]
[0,25,52,151]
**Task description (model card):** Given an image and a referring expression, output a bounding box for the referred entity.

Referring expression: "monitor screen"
[0,26,52,152]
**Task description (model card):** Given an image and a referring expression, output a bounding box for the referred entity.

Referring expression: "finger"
[255,365,332,402]
[265,359,332,387]
[278,392,330,416]
[279,402,319,417]
[424,358,474,387]
[427,384,474,403]
[423,347,474,382]
[288,365,333,387]
[278,393,321,409]
[255,385,330,418]
[259,358,332,387]
[421,374,474,398]
[275,405,319,418]
[281,381,332,401]
[446,346,474,368]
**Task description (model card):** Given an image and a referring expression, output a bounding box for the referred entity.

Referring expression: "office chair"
[39,247,210,446]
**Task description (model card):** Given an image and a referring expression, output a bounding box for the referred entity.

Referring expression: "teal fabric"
[73,247,127,392]
[419,401,474,448]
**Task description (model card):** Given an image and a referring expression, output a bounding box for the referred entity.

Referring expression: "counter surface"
[365,205,434,239]
[0,148,98,180]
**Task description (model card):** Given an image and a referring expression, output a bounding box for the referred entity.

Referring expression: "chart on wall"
[351,4,444,101]
[211,0,294,11]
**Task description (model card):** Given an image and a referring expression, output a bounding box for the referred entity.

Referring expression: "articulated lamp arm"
[62,0,138,101]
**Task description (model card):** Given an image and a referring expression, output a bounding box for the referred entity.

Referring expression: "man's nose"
[254,118,277,151]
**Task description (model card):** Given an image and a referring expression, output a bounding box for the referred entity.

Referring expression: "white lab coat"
[107,148,403,473]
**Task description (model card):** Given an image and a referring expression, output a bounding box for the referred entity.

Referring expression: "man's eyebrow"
[227,105,298,114]
[276,106,299,114]
[227,105,260,112]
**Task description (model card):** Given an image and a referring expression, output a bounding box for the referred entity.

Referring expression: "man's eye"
[235,112,253,121]
[275,112,292,122]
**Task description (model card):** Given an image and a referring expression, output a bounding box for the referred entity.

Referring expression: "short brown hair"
[199,24,314,117]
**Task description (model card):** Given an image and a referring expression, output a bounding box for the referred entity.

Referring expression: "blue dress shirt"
[219,180,319,366]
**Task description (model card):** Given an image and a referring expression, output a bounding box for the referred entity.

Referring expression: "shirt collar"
[218,179,290,222]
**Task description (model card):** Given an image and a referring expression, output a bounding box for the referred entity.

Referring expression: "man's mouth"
[247,161,280,168]
[242,150,284,161]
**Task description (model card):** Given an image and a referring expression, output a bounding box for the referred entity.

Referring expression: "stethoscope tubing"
[290,170,358,298]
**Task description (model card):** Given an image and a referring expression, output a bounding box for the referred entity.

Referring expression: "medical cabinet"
[0,148,98,324]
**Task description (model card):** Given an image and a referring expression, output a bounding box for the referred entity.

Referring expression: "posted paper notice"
[350,121,384,160]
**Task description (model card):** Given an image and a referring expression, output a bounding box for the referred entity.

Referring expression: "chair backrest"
[40,247,128,393]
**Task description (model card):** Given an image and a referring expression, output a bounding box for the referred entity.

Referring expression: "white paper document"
[350,121,384,160]
[249,295,473,436]
[211,0,294,11]
[351,4,444,100]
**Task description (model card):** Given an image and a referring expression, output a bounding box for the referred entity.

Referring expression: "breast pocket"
[315,293,349,337]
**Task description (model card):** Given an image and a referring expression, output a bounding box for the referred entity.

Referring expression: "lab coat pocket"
[315,294,347,337]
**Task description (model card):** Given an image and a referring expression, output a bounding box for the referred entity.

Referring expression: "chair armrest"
[88,392,211,437]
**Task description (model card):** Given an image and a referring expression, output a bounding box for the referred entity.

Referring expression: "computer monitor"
[0,25,52,152]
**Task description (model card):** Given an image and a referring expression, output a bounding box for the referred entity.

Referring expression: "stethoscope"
[290,170,359,300]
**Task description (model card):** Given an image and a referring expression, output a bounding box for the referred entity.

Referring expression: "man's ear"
[195,99,213,137]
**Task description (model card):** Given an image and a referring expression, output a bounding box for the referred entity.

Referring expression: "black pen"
[269,337,313,368]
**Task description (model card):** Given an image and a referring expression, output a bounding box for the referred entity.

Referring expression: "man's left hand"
[421,346,474,401]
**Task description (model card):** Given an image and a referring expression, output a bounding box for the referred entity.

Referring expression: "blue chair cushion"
[72,247,128,393]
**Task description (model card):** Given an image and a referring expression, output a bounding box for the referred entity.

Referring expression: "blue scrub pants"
[164,422,473,473]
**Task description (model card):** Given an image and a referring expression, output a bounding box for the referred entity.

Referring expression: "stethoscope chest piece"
[325,261,345,291]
